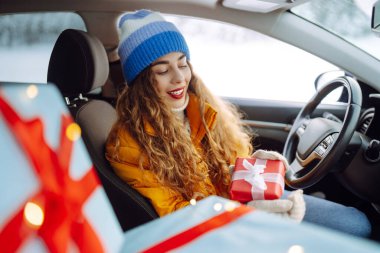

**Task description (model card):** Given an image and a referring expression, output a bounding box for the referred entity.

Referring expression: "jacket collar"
[144,93,217,144]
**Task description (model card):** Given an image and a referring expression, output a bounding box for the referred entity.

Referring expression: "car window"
[292,0,380,61]
[0,12,86,83]
[165,15,339,102]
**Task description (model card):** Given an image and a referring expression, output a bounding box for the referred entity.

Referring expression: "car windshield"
[292,0,380,61]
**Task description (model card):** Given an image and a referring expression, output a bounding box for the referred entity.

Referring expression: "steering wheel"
[283,76,362,189]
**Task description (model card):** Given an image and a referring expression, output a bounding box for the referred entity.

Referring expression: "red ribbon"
[142,205,253,253]
[0,93,104,253]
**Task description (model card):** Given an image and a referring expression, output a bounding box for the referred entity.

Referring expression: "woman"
[106,9,371,237]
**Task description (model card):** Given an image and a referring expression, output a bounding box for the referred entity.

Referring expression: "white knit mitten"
[247,190,306,223]
[286,189,306,222]
[252,150,290,171]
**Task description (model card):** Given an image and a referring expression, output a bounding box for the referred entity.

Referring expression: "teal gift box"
[0,83,124,253]
[120,195,380,253]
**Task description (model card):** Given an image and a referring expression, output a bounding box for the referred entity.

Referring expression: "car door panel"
[227,97,348,152]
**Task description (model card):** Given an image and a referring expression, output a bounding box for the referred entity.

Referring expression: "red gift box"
[229,157,285,203]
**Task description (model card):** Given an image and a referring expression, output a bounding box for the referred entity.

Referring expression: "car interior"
[46,29,159,231]
[44,26,380,241]
[1,0,380,244]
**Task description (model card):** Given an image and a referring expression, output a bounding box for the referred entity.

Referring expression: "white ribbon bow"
[232,158,285,200]
[232,159,267,190]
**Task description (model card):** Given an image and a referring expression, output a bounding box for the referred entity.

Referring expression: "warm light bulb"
[190,199,197,206]
[26,85,38,99]
[213,203,222,211]
[24,202,44,227]
[66,122,81,141]
[288,245,305,253]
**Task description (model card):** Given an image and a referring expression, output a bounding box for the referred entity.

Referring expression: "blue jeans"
[283,190,372,237]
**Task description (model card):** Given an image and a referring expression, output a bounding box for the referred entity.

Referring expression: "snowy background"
[0,0,378,102]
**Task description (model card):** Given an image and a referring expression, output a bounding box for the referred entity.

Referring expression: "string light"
[224,201,238,212]
[190,199,197,206]
[26,85,38,99]
[24,201,44,227]
[288,245,304,253]
[213,203,222,211]
[66,122,81,141]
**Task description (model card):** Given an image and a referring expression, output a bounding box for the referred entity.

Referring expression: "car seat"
[47,29,159,231]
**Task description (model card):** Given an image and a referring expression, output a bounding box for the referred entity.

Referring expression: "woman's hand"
[251,149,290,171]
[247,189,306,222]
[250,150,304,222]
[230,150,305,222]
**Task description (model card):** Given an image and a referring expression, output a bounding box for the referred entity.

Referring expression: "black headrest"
[47,29,109,97]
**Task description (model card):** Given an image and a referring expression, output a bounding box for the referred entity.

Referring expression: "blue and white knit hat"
[118,10,190,85]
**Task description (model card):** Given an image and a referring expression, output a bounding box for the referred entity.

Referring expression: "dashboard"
[337,89,380,206]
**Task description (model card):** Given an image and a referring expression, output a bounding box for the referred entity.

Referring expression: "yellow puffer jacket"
[106,93,246,216]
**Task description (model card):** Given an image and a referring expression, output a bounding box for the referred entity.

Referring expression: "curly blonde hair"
[110,62,253,200]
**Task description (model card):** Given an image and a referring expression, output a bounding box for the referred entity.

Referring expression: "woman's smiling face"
[151,52,191,109]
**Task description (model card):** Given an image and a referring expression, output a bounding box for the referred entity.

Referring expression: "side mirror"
[314,70,350,103]
[372,0,380,33]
